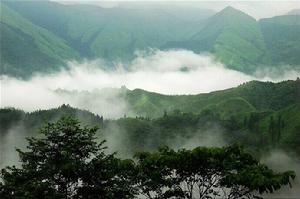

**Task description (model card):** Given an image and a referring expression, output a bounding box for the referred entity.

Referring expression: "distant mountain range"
[1,1,300,77]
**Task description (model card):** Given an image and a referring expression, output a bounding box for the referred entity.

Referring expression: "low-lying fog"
[1,49,299,197]
[1,49,299,118]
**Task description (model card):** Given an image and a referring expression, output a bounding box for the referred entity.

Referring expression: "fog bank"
[1,49,299,118]
[261,151,300,198]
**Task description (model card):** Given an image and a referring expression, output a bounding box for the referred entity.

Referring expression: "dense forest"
[0,117,296,199]
[1,80,299,157]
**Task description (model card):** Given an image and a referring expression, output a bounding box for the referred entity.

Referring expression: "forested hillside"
[1,80,299,156]
[1,1,300,77]
[164,6,268,72]
[0,3,79,77]
[259,15,300,66]
[105,80,300,118]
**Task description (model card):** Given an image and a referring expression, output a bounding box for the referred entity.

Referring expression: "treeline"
[104,108,300,156]
[1,103,300,157]
[0,117,295,199]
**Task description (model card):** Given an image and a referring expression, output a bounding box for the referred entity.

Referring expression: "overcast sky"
[51,0,300,19]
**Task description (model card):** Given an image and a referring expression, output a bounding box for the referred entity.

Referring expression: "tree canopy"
[0,117,296,199]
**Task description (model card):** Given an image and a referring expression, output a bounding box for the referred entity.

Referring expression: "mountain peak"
[215,5,256,21]
[287,9,300,15]
[223,6,237,11]
[217,6,250,17]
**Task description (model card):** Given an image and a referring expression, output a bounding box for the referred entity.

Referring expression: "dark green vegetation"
[1,1,300,77]
[123,80,300,117]
[1,80,299,156]
[0,117,295,199]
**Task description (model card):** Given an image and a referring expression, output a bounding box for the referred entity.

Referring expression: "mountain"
[1,80,300,157]
[122,80,300,118]
[4,1,212,60]
[164,6,269,72]
[0,3,79,77]
[1,2,300,77]
[259,15,300,66]
[287,9,300,15]
[52,79,300,121]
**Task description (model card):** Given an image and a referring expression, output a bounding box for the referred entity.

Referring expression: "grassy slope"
[2,2,300,77]
[5,1,209,61]
[195,7,267,72]
[125,80,300,118]
[0,3,79,77]
[0,80,299,155]
[258,103,300,151]
[259,15,300,66]
[164,6,268,73]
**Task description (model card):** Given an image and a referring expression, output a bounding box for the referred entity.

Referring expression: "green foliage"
[0,117,135,199]
[1,80,299,155]
[134,144,295,199]
[0,118,295,198]
[125,80,300,118]
[0,104,103,137]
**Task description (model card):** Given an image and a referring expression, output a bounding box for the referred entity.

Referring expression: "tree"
[134,146,176,199]
[268,115,274,143]
[134,144,296,199]
[0,117,296,199]
[269,115,284,145]
[0,117,135,199]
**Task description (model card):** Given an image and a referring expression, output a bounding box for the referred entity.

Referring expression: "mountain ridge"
[1,2,299,77]
[1,80,299,156]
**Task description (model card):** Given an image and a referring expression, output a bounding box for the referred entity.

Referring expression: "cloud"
[1,49,299,118]
[0,122,28,169]
[261,151,300,198]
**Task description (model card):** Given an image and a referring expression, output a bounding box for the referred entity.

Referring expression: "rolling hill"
[0,3,79,77]
[1,80,299,156]
[4,1,211,60]
[122,80,300,118]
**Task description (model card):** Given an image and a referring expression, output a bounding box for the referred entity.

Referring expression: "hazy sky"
[52,0,300,19]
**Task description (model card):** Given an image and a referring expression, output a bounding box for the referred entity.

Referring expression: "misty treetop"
[1,80,299,157]
[0,117,295,199]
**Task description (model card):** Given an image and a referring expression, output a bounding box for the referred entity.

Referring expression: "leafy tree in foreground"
[134,144,296,199]
[0,117,135,199]
[0,117,296,199]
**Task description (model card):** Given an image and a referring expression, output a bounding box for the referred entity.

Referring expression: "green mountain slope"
[258,103,300,152]
[1,2,300,77]
[4,1,211,61]
[0,3,79,77]
[123,80,300,118]
[164,6,269,72]
[1,81,299,156]
[259,15,300,66]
